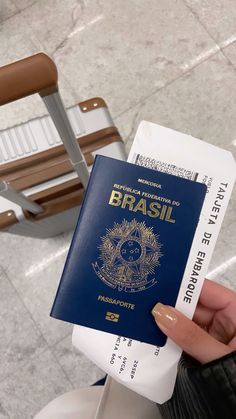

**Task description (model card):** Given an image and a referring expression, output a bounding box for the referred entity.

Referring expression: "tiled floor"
[0,1,235,418]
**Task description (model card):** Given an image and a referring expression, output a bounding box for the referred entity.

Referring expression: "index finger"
[199,278,236,310]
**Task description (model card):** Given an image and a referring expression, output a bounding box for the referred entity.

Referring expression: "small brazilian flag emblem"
[105,312,120,322]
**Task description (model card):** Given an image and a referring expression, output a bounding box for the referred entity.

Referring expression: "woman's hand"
[152,279,236,364]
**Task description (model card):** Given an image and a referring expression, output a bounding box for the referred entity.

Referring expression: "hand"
[152,279,236,364]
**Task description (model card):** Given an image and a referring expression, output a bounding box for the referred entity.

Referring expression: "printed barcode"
[134,154,198,181]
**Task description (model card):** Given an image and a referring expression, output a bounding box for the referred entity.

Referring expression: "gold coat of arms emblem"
[92,219,162,293]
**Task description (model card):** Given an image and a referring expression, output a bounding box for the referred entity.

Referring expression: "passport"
[51,155,206,346]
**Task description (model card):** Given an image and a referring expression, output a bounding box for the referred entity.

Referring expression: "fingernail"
[152,303,178,329]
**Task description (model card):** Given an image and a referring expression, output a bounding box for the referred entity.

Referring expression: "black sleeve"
[158,351,236,419]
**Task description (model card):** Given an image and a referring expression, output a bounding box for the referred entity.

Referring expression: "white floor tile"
[0,266,47,382]
[0,1,17,23]
[0,232,74,346]
[185,0,236,46]
[0,350,72,419]
[20,0,218,118]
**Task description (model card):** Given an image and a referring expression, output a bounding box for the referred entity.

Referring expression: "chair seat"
[34,387,103,419]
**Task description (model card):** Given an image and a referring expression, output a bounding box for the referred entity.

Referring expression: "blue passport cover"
[51,155,206,346]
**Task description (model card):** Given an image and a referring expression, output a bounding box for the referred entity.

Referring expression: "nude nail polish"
[152,303,178,328]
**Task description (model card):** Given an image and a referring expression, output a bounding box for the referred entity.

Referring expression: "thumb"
[152,303,232,364]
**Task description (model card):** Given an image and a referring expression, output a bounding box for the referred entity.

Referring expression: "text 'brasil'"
[109,190,176,223]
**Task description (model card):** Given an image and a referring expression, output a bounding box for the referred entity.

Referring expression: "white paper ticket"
[73,121,236,403]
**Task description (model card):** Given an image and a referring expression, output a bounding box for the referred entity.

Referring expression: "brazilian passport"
[51,155,206,346]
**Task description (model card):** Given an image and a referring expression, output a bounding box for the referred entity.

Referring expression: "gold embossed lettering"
[109,190,122,206]
[133,198,146,214]
[121,194,135,210]
[165,206,175,223]
[147,202,161,218]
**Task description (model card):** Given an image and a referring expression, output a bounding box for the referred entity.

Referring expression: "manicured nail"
[152,303,178,329]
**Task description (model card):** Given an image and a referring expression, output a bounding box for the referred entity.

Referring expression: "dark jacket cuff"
[159,351,236,419]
